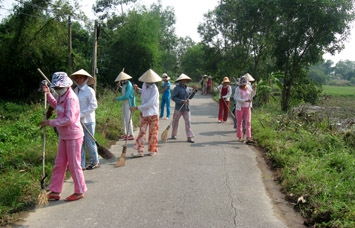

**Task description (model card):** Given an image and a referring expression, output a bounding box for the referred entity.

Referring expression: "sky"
[1,0,355,63]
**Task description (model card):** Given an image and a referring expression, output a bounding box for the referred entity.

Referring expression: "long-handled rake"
[37,81,49,208]
[81,121,115,160]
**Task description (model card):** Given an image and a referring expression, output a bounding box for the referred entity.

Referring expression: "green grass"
[322,85,355,96]
[252,88,355,227]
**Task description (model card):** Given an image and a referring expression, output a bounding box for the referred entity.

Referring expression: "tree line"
[0,0,354,111]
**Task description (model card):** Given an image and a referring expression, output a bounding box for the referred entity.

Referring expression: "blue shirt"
[161,81,171,97]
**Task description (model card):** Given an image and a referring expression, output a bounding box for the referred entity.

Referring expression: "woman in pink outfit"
[40,72,87,201]
[233,76,256,143]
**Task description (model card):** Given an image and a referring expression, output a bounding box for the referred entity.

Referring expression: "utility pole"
[68,16,73,73]
[92,20,99,92]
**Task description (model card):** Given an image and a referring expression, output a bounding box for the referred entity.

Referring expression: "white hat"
[239,76,248,85]
[175,73,191,82]
[139,69,162,83]
[243,73,255,82]
[50,72,73,88]
[70,69,95,85]
[115,70,132,82]
[162,73,168,77]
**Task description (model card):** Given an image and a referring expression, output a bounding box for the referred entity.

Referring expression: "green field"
[322,85,355,96]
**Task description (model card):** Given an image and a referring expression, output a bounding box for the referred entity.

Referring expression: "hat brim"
[175,73,191,82]
[70,69,95,85]
[139,69,162,83]
[115,71,132,82]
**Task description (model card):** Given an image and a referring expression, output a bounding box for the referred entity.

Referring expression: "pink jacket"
[47,88,84,140]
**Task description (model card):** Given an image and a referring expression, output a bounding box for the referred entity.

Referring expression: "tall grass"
[253,91,355,227]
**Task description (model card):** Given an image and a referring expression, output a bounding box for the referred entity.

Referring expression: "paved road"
[13,93,303,228]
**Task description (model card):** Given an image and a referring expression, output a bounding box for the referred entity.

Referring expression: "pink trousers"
[49,137,87,194]
[236,107,252,139]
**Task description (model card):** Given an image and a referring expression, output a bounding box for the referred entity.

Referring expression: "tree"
[0,0,92,101]
[272,0,354,110]
[198,0,355,111]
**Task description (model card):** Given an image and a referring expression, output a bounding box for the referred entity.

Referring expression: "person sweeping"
[216,76,232,123]
[39,72,87,201]
[169,74,199,143]
[233,75,256,143]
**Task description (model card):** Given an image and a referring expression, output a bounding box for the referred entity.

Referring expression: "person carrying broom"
[39,72,87,201]
[130,69,161,157]
[70,69,100,171]
[169,74,199,143]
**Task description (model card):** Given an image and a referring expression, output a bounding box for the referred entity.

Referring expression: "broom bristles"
[161,125,170,143]
[37,190,49,208]
[114,146,127,167]
[98,146,115,160]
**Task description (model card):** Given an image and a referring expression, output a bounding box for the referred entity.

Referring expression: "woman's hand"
[39,120,50,127]
[130,106,139,112]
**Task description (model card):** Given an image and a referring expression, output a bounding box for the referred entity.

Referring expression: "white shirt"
[138,82,159,117]
[73,84,98,123]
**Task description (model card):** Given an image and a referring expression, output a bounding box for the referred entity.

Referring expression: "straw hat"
[243,73,255,82]
[222,76,231,83]
[115,70,132,82]
[70,69,95,85]
[175,73,191,82]
[139,69,162,83]
[51,72,73,88]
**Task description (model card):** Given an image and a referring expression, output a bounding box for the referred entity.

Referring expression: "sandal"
[86,163,99,170]
[47,192,60,201]
[131,152,144,157]
[65,193,84,201]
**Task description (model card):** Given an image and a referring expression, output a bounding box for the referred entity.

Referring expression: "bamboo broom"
[114,111,132,167]
[37,81,49,208]
[81,121,115,160]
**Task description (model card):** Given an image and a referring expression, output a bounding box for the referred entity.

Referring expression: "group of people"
[199,75,213,95]
[39,68,255,203]
[216,73,257,143]
[39,69,199,202]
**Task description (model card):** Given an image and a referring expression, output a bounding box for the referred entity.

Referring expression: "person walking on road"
[234,75,256,143]
[40,72,87,201]
[114,70,136,141]
[130,69,161,157]
[207,76,213,95]
[70,69,99,171]
[159,73,171,120]
[170,74,199,143]
[217,76,232,123]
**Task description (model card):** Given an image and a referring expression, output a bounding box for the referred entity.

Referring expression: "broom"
[114,111,132,167]
[37,81,49,208]
[81,121,115,160]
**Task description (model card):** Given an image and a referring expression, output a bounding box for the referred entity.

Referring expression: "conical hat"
[115,70,132,82]
[175,73,191,82]
[139,69,162,83]
[243,73,255,82]
[70,69,95,85]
